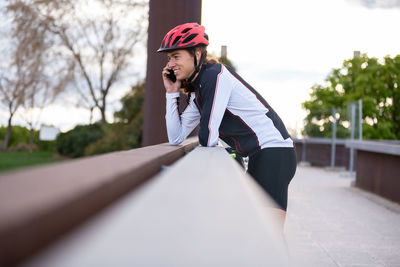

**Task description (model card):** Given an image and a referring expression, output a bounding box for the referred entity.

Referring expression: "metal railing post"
[331,108,337,168]
[349,103,356,173]
[359,99,363,140]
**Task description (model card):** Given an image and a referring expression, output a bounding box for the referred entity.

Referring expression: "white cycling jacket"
[165,64,293,156]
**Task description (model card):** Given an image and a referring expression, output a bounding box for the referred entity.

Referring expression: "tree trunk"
[100,105,106,125]
[29,127,35,152]
[2,115,13,152]
[89,107,94,124]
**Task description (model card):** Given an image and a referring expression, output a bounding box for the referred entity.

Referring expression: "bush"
[0,126,30,147]
[36,139,58,152]
[85,82,144,156]
[0,126,58,152]
[84,114,143,156]
[33,131,58,152]
[84,123,124,155]
[56,123,105,158]
[8,142,39,152]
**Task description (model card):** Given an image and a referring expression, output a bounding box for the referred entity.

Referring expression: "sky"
[202,0,400,135]
[1,0,400,135]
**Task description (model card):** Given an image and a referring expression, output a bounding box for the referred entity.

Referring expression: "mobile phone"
[166,69,176,83]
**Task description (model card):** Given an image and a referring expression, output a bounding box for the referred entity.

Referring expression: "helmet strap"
[187,48,206,83]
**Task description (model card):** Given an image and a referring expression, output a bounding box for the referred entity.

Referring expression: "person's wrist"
[166,91,180,98]
[166,87,179,94]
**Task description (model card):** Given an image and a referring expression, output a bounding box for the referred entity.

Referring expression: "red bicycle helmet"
[157,22,209,53]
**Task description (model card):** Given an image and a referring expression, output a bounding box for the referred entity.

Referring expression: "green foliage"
[56,123,104,158]
[0,126,56,151]
[219,56,236,71]
[0,126,30,147]
[303,54,400,139]
[114,82,144,124]
[1,81,144,158]
[36,138,58,152]
[83,123,124,155]
[85,82,144,156]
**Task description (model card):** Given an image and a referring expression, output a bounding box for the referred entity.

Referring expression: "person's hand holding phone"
[162,64,181,94]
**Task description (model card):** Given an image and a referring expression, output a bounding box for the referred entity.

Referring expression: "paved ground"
[284,165,400,267]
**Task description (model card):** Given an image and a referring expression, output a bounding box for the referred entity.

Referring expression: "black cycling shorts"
[247,147,297,211]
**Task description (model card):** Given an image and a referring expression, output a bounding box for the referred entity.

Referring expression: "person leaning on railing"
[158,23,296,227]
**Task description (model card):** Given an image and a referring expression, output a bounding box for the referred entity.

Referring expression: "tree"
[0,11,22,151]
[2,2,71,152]
[114,82,144,124]
[85,81,144,156]
[7,0,148,125]
[219,55,236,71]
[0,7,42,151]
[303,53,400,139]
[0,71,24,152]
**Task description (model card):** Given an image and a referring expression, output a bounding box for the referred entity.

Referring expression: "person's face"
[167,49,196,80]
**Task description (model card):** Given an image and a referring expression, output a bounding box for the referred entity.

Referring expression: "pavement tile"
[341,265,385,267]
[327,249,380,265]
[284,166,400,267]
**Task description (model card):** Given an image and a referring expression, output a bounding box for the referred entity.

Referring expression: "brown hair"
[180,46,219,98]
[197,46,220,65]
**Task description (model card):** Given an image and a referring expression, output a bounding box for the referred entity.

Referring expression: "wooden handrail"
[0,138,198,266]
[25,146,290,266]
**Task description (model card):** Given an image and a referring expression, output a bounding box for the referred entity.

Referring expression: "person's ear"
[195,48,202,61]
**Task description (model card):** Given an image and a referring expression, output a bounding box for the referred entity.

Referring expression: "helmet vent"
[181,28,191,33]
[172,35,182,46]
[182,33,197,44]
[157,23,209,52]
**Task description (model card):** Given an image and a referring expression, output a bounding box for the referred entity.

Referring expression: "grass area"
[0,151,65,173]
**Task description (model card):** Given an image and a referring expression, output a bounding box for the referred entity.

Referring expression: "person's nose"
[168,59,176,69]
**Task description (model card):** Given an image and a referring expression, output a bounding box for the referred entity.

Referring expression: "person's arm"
[165,93,200,145]
[162,62,200,145]
[198,65,232,147]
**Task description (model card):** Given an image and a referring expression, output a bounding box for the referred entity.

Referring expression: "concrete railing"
[346,140,400,204]
[0,139,290,266]
[0,138,198,266]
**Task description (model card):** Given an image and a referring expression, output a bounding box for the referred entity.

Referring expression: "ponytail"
[197,46,220,65]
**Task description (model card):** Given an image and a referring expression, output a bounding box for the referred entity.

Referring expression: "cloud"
[347,0,400,8]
